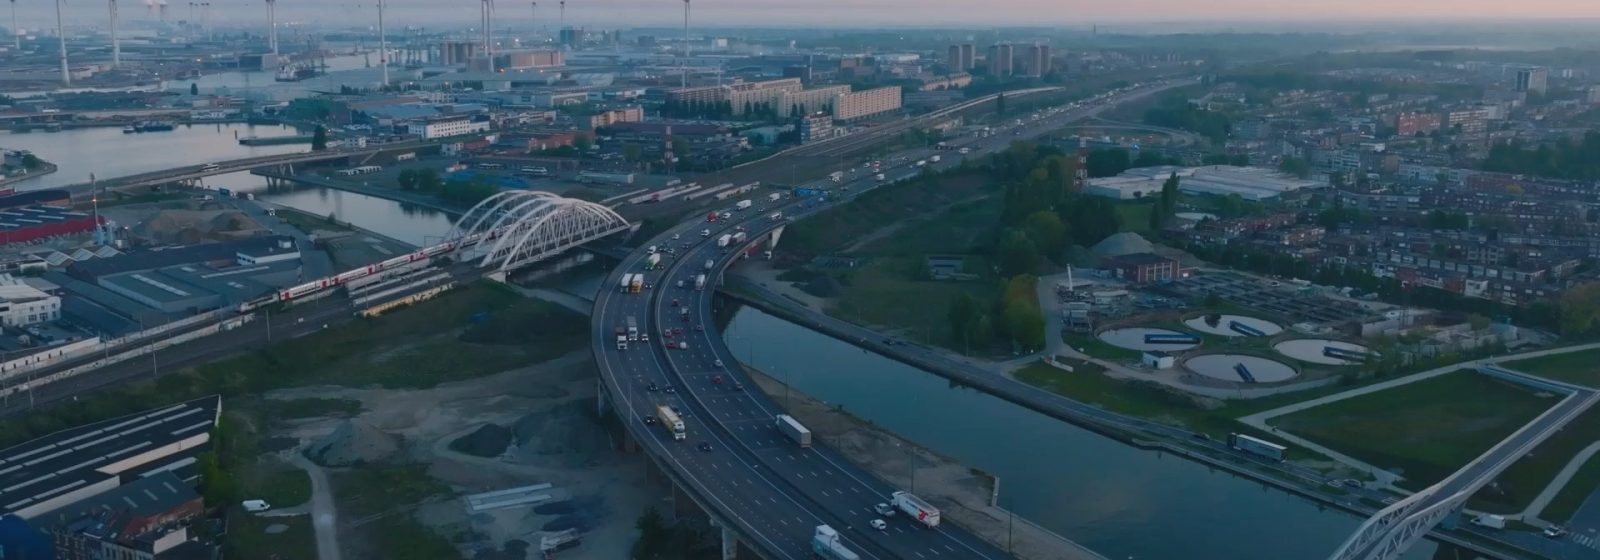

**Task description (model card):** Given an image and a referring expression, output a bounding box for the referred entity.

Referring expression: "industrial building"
[0,397,219,559]
[0,206,104,247]
[0,278,60,326]
[1085,165,1322,201]
[1103,253,1181,284]
[64,236,303,317]
[407,116,492,139]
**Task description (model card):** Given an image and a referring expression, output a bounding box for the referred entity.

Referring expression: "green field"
[1501,348,1600,388]
[826,257,998,347]
[1062,332,1143,360]
[225,513,315,560]
[1543,448,1600,523]
[1115,202,1157,234]
[854,196,1003,256]
[781,171,996,258]
[1270,372,1558,488]
[1474,407,1600,515]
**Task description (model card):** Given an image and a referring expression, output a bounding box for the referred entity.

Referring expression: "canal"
[0,127,1461,560]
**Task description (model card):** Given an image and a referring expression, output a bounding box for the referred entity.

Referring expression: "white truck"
[769,212,784,222]
[829,171,844,182]
[732,231,747,244]
[776,414,812,448]
[874,173,886,181]
[626,316,639,341]
[768,192,781,202]
[892,491,941,527]
[618,275,632,293]
[930,155,941,163]
[695,274,707,291]
[1473,514,1506,530]
[811,525,859,560]
[644,253,662,270]
[656,405,686,440]
[717,234,732,248]
[736,199,752,210]
[703,259,715,271]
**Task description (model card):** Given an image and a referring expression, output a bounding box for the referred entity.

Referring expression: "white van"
[242,499,272,512]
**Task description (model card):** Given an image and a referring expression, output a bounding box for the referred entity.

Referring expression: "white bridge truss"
[447,191,631,271]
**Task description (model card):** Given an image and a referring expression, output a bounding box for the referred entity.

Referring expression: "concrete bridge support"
[713,518,739,560]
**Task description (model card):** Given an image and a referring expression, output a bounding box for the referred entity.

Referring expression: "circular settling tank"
[1274,339,1372,366]
[1183,314,1284,337]
[1186,354,1298,383]
[1096,327,1200,352]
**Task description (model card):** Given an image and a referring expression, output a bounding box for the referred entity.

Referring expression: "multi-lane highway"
[590,81,1197,558]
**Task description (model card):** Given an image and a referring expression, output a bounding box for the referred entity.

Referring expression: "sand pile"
[305,420,401,466]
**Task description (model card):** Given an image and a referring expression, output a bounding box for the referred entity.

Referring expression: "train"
[236,230,499,313]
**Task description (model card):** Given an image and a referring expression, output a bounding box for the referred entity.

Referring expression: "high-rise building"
[987,43,1014,78]
[1021,44,1052,77]
[835,86,902,121]
[1515,67,1548,94]
[799,112,834,144]
[947,44,974,71]
[559,27,584,47]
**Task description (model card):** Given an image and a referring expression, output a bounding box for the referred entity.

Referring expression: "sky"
[12,0,1600,30]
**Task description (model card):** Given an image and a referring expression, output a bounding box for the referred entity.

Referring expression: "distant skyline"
[11,0,1600,30]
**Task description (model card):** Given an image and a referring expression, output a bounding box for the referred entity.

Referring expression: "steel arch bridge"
[446,191,632,272]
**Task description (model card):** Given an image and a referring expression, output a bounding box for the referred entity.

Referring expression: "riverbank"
[741,365,1108,560]
[0,161,57,188]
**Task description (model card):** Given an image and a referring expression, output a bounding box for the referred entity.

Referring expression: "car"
[714,359,723,368]
[664,385,676,394]
[694,324,704,332]
[677,341,688,350]
[242,499,273,512]
[647,383,659,392]
[697,441,713,452]
[1544,525,1567,538]
[869,519,887,531]
[672,233,681,240]
[673,327,683,335]
[711,375,723,385]
[733,382,744,391]
[640,334,649,343]
[643,415,657,425]
[874,503,895,516]
[671,299,680,307]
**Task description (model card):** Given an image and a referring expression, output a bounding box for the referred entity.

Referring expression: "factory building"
[1085,165,1322,201]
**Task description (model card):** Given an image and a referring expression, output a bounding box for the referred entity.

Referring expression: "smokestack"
[681,0,689,88]
[481,0,494,73]
[376,0,388,87]
[159,0,168,23]
[266,0,278,65]
[530,1,536,36]
[109,0,120,67]
[558,0,564,32]
[13,0,22,50]
[56,0,69,86]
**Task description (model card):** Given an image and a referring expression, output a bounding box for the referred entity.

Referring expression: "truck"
[776,414,812,448]
[811,525,859,560]
[767,192,781,202]
[656,405,686,440]
[769,212,784,222]
[930,155,941,163]
[1228,433,1287,462]
[732,232,747,244]
[715,234,731,248]
[626,316,639,341]
[891,491,941,527]
[644,253,662,270]
[614,327,627,350]
[829,171,844,182]
[704,259,715,271]
[618,275,632,293]
[736,199,752,210]
[874,173,886,181]
[1472,514,1506,530]
[629,274,644,293]
[695,274,707,291]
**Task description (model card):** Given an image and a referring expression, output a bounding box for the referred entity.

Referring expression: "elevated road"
[57,140,441,199]
[586,82,1201,558]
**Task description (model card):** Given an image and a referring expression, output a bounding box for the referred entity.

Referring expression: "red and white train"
[237,230,498,313]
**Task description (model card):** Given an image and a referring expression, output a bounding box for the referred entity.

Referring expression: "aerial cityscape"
[4,1,1600,560]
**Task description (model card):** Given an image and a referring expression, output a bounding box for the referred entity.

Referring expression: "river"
[0,126,1462,560]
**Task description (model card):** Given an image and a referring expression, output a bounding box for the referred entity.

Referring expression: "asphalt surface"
[590,80,1208,560]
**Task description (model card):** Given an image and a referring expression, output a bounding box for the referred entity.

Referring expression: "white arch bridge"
[239,191,631,311]
[447,191,633,272]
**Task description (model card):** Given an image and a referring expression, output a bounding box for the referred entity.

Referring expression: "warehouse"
[1085,165,1322,201]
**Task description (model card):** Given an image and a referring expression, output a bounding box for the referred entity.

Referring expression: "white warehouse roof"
[1085,165,1323,201]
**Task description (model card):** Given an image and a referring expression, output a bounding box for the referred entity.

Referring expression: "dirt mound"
[510,402,600,462]
[305,420,401,466]
[449,423,513,458]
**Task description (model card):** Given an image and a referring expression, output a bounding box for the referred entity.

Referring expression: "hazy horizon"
[10,1,1600,32]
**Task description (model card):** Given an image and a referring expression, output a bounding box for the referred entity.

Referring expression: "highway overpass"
[56,140,443,199]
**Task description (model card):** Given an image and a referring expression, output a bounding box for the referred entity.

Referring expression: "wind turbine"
[109,0,120,67]
[55,0,69,85]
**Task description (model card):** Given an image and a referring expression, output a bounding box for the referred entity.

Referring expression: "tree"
[311,125,328,151]
[18,154,41,170]
[1159,172,1180,218]
[415,169,442,192]
[574,133,593,151]
[1084,149,1132,178]
[1278,157,1312,178]
[947,293,980,352]
[1003,298,1046,351]
[1022,210,1067,263]
[996,91,1007,117]
[671,137,690,159]
[1558,283,1600,337]
[996,230,1039,277]
[396,169,418,190]
[623,143,643,162]
[190,82,200,96]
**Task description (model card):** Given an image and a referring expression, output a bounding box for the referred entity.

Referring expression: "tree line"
[1481,132,1600,181]
[396,168,499,206]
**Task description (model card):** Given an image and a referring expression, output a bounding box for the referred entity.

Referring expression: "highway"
[588,81,1198,558]
[57,139,442,199]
